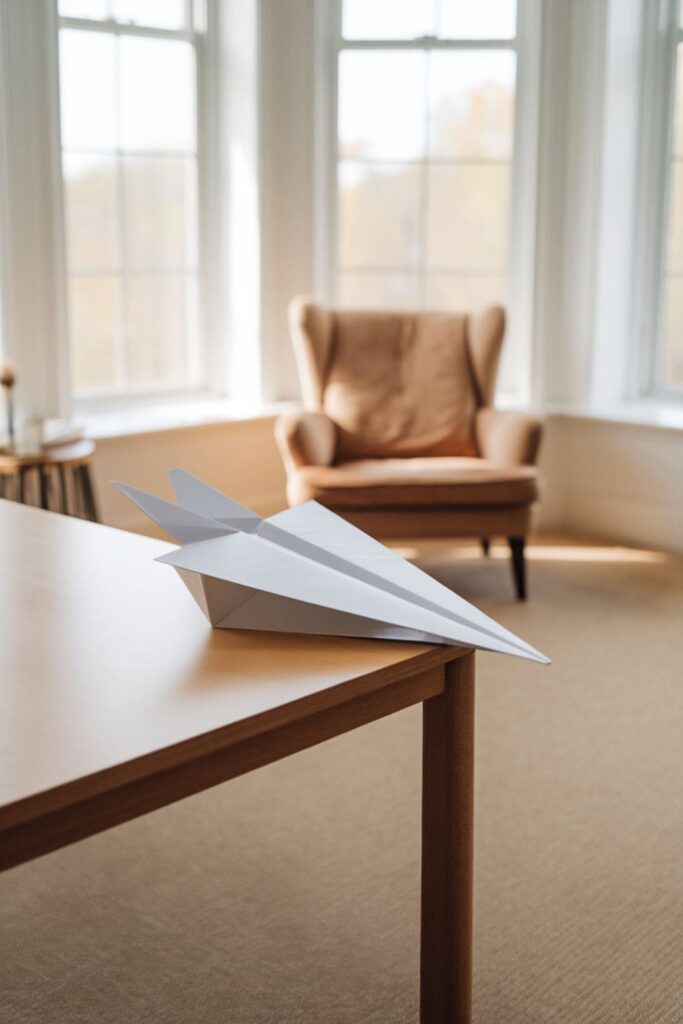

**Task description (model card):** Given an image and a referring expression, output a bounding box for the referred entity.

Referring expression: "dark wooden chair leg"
[508,536,527,601]
[481,538,490,557]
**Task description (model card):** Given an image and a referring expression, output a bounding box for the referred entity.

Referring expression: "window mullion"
[190,13,206,390]
[419,51,430,308]
[113,34,128,393]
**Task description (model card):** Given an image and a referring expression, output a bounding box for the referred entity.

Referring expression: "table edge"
[1,643,469,832]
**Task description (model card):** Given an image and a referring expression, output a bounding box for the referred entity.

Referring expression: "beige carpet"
[2,536,683,1023]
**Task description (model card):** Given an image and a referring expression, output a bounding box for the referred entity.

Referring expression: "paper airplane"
[114,469,549,664]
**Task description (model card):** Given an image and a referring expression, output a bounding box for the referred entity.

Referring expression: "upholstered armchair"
[275,298,543,599]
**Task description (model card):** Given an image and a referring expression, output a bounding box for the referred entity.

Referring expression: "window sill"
[80,397,300,441]
[76,396,683,443]
[547,400,683,432]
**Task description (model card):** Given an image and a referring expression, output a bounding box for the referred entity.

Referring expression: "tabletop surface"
[0,501,458,827]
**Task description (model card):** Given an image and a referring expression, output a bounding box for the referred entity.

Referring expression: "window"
[656,0,683,391]
[332,0,518,318]
[57,0,204,399]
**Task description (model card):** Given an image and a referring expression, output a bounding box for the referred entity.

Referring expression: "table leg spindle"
[39,468,50,510]
[79,464,99,521]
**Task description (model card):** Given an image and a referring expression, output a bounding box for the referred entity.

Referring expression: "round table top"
[0,439,94,471]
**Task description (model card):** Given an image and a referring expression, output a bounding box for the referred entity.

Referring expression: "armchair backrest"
[288,298,505,461]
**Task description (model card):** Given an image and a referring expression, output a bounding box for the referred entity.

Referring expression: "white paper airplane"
[114,469,549,664]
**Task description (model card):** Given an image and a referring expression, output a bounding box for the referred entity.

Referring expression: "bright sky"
[60,29,195,168]
[59,0,185,30]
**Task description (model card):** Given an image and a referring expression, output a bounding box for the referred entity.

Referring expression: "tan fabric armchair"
[275,298,543,599]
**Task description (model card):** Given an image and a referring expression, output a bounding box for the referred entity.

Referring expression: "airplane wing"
[156,529,548,661]
[113,482,234,545]
[262,501,547,663]
[169,468,262,533]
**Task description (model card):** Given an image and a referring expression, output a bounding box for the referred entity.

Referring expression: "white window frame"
[636,0,683,398]
[314,0,542,403]
[55,0,225,412]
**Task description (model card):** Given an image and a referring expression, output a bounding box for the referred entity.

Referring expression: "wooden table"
[0,439,98,519]
[0,500,475,1024]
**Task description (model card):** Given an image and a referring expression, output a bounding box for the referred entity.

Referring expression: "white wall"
[539,415,683,552]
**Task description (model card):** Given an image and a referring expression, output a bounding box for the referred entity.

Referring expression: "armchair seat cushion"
[288,457,538,509]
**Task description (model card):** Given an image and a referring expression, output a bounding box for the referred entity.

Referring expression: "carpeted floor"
[2,536,683,1023]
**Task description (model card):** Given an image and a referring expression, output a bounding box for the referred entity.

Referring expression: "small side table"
[0,440,98,521]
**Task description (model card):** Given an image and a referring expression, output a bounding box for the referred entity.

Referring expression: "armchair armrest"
[476,408,543,466]
[275,410,337,472]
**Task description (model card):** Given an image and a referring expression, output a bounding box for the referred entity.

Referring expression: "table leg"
[420,652,475,1024]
